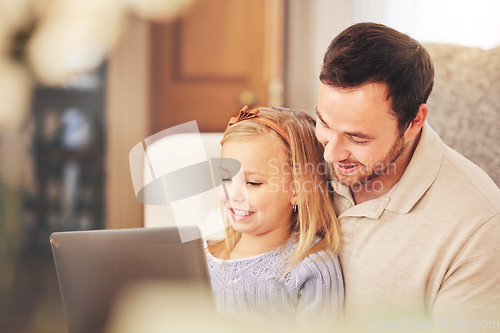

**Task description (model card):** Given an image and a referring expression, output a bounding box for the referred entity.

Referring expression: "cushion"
[424,43,500,186]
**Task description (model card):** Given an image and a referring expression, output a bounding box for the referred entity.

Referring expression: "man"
[316,22,500,330]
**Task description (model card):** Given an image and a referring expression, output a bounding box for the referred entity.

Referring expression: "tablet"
[50,226,212,333]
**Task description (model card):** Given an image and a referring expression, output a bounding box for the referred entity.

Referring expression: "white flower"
[27,0,127,86]
[123,0,197,22]
[0,0,43,33]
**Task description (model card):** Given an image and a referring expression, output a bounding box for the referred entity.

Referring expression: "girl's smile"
[229,208,254,221]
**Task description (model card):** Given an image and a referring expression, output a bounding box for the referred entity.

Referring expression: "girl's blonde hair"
[208,106,340,269]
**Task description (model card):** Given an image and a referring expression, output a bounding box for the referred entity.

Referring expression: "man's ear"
[404,103,428,140]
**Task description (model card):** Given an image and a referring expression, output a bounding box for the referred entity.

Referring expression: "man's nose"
[323,134,350,163]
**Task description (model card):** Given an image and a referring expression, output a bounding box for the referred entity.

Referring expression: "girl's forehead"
[222,133,288,156]
[220,135,290,174]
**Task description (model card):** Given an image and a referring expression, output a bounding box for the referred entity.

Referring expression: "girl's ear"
[290,179,298,206]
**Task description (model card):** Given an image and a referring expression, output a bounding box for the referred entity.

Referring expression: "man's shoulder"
[388,124,500,228]
[412,124,500,212]
[437,144,500,211]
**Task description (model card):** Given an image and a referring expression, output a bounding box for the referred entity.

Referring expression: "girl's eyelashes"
[220,178,262,187]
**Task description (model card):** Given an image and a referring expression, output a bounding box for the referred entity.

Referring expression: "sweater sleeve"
[291,251,344,329]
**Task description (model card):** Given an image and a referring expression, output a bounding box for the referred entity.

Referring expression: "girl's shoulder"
[283,248,343,302]
[286,236,342,282]
[284,235,336,260]
[295,249,341,273]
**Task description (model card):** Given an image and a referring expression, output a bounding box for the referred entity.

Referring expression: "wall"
[285,0,500,112]
[106,17,150,229]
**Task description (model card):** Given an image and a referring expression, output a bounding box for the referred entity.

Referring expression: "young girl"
[207,106,343,329]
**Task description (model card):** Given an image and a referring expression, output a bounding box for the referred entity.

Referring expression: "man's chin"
[334,172,366,188]
[335,165,383,185]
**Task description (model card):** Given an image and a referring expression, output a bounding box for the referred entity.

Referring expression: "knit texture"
[206,238,343,328]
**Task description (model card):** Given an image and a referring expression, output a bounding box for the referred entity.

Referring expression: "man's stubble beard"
[333,133,407,188]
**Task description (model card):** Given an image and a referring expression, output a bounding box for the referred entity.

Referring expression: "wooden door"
[149,0,285,133]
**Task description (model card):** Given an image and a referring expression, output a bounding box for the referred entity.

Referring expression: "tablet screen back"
[50,226,212,333]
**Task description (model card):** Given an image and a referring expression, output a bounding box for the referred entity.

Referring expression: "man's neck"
[351,132,422,204]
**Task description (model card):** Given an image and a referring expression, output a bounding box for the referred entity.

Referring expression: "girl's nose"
[226,180,247,203]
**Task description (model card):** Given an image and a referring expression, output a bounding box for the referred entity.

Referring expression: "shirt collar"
[385,123,443,213]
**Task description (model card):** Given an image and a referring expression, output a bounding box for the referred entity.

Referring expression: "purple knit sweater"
[206,238,343,328]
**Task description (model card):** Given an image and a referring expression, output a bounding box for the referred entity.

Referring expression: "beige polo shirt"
[332,124,500,330]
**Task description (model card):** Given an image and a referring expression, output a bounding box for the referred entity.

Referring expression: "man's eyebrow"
[344,131,376,140]
[315,109,329,128]
[316,108,375,140]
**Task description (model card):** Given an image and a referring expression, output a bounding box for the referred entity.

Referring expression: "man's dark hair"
[320,22,434,131]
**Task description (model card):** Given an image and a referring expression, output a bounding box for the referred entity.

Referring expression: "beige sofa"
[424,43,500,186]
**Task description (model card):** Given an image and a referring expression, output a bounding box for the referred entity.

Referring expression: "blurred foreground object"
[26,0,127,86]
[0,0,198,186]
[105,282,218,333]
[0,58,33,130]
[105,281,299,333]
[26,0,198,86]
[125,0,198,22]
